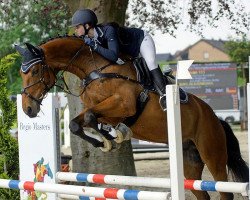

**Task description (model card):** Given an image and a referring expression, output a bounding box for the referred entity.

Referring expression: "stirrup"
[159,95,167,111]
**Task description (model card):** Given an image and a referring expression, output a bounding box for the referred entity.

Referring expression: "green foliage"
[0,54,19,199]
[225,37,250,84]
[225,37,250,64]
[0,0,71,58]
[4,54,22,94]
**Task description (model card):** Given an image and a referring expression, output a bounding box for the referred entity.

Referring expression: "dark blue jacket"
[93,25,144,62]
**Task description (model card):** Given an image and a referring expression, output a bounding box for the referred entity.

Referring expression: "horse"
[15,35,248,200]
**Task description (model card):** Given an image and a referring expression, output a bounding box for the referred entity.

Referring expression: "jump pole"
[0,179,171,200]
[56,172,249,195]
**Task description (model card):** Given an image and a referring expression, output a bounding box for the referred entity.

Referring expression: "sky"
[150,0,250,55]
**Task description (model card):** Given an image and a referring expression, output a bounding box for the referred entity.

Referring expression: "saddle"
[133,57,188,104]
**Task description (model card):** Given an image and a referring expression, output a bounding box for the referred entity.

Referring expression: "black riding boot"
[150,67,168,111]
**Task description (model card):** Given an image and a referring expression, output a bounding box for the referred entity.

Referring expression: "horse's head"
[16,36,122,118]
[15,43,57,117]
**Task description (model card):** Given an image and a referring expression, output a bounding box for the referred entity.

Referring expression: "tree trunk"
[64,0,136,176]
[64,0,128,25]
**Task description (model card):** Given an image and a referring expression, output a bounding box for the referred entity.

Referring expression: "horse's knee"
[69,120,81,134]
[84,110,96,123]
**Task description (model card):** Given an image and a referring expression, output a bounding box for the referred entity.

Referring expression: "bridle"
[21,62,57,105]
[21,44,87,105]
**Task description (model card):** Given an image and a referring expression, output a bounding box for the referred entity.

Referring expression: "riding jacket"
[91,24,145,63]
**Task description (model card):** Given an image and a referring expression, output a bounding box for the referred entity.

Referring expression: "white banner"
[17,93,60,200]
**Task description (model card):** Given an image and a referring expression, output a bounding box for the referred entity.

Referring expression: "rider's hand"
[84,37,97,50]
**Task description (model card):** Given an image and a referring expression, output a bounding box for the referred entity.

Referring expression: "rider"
[71,9,169,110]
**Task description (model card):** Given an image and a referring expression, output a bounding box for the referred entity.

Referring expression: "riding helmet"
[71,9,98,27]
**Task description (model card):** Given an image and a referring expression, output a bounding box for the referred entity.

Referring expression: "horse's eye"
[32,69,39,76]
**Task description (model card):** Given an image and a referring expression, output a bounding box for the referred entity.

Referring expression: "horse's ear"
[25,43,42,56]
[14,44,26,56]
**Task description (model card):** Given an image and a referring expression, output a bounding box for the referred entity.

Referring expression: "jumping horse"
[15,35,248,200]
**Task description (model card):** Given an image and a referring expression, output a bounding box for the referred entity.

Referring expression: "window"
[204,52,209,60]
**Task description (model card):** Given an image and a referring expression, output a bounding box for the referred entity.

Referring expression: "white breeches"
[139,31,158,71]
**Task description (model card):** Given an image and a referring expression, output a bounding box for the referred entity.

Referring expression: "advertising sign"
[166,62,238,110]
[17,94,60,200]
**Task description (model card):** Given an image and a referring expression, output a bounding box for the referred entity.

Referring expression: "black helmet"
[71,9,98,27]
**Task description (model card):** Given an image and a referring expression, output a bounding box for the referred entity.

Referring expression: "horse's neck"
[43,39,108,79]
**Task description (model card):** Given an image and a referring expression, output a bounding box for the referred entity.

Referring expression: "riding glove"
[84,37,97,50]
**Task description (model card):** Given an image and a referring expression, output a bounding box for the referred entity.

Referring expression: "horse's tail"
[220,119,249,182]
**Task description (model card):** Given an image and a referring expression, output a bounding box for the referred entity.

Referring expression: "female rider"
[71,9,168,110]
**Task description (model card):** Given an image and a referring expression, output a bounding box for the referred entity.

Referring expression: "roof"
[203,39,227,52]
[173,39,228,60]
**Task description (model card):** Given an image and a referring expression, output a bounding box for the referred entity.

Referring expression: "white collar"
[94,27,104,39]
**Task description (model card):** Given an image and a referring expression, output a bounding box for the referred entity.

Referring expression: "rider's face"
[75,25,85,36]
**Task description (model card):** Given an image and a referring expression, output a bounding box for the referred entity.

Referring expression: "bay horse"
[15,36,248,200]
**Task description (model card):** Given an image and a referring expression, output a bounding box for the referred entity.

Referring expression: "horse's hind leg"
[195,127,234,200]
[183,141,210,200]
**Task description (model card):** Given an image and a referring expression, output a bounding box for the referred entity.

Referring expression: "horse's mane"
[39,34,82,46]
[39,34,132,61]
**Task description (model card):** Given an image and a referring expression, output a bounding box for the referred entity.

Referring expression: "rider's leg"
[139,31,168,110]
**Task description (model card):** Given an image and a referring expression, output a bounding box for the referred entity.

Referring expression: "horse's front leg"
[83,109,132,144]
[69,110,110,151]
[90,94,135,142]
[69,109,120,152]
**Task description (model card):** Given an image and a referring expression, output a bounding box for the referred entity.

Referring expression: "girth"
[82,70,141,88]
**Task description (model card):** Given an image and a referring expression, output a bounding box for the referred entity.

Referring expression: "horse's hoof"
[115,123,133,142]
[99,137,112,152]
[114,130,124,143]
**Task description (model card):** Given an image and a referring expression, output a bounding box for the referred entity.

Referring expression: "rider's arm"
[94,26,119,62]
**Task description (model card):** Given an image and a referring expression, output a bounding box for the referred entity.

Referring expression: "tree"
[0,1,71,94]
[0,0,71,58]
[63,0,250,176]
[0,54,19,199]
[225,37,250,130]
[64,0,249,36]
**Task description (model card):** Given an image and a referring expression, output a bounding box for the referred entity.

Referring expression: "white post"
[248,83,250,200]
[166,85,185,199]
[63,105,71,148]
[248,56,250,199]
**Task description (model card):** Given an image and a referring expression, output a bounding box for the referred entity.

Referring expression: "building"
[174,39,230,62]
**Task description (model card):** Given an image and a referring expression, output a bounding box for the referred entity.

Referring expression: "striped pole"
[0,179,171,200]
[56,172,170,188]
[56,172,249,196]
[58,194,116,200]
